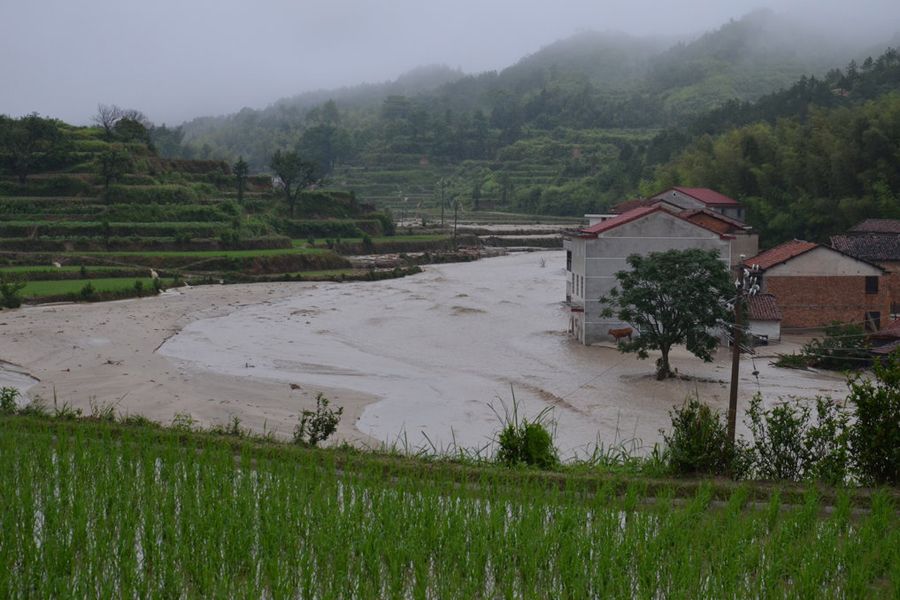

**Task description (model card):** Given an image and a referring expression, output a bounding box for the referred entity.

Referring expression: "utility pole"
[452,197,459,248]
[440,178,446,228]
[727,258,760,446]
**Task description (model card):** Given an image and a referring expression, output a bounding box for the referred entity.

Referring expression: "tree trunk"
[656,346,672,380]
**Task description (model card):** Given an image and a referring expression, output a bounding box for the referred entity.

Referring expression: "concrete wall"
[730,233,759,265]
[566,211,731,345]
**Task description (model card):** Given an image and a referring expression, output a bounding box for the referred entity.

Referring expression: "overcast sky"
[2,0,898,125]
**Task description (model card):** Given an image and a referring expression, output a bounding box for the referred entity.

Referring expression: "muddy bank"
[0,285,378,444]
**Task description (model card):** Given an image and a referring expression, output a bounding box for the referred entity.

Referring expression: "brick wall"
[766,275,892,328]
[877,261,900,316]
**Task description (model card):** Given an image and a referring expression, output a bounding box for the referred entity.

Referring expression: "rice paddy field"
[1,416,897,598]
[19,277,167,298]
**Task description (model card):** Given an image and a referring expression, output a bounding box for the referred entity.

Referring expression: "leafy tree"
[600,249,732,380]
[233,156,249,204]
[95,146,132,197]
[0,113,65,183]
[113,117,151,146]
[270,150,318,217]
[847,351,900,485]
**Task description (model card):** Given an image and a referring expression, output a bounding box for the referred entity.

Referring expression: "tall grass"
[0,417,896,597]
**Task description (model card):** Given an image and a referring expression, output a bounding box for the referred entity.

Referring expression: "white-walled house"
[564,205,733,345]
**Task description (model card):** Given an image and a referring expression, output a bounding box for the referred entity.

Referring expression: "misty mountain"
[180,9,891,158]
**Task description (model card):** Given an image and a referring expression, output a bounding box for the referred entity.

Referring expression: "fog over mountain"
[1,0,898,125]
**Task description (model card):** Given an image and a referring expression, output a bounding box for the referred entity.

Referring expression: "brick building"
[745,240,891,330]
[830,218,900,320]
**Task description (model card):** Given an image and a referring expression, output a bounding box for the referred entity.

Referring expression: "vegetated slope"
[161,10,896,229]
[0,117,387,301]
[645,53,900,245]
[2,415,897,598]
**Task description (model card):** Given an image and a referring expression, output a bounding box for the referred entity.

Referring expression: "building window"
[892,302,900,320]
[865,311,881,331]
[865,276,879,294]
[566,250,572,271]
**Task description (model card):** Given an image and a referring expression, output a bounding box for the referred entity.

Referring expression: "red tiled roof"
[579,205,732,239]
[679,208,750,231]
[747,293,782,321]
[663,187,740,207]
[744,240,818,270]
[581,205,660,234]
[611,198,656,214]
[850,219,900,234]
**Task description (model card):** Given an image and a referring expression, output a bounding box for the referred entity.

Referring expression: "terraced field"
[0,124,441,304]
[1,415,897,598]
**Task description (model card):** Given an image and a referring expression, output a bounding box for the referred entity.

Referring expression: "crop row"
[0,421,896,598]
[0,221,231,238]
[0,201,239,223]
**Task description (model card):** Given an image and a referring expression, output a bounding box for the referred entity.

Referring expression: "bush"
[0,387,18,414]
[744,394,851,484]
[847,351,900,485]
[494,397,558,469]
[293,393,343,447]
[361,234,375,253]
[0,278,25,308]
[171,412,197,432]
[663,397,734,476]
[79,282,96,301]
[802,322,870,370]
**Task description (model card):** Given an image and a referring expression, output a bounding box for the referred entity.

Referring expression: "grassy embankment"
[0,412,897,597]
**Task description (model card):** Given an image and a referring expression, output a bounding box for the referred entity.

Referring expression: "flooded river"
[160,251,847,457]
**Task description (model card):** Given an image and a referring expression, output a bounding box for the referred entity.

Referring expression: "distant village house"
[564,188,753,345]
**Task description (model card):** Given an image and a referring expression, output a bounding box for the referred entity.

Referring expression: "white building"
[564,205,734,345]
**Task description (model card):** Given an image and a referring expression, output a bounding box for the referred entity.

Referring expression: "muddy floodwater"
[160,251,847,457]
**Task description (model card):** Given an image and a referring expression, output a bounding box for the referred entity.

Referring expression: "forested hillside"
[152,10,899,246]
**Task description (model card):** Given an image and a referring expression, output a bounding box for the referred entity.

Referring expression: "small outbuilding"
[746,293,782,343]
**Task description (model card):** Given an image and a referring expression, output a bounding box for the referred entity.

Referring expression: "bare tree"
[93,104,122,139]
[93,105,150,140]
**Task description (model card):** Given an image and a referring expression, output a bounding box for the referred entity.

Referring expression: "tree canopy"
[600,249,732,380]
[0,113,67,183]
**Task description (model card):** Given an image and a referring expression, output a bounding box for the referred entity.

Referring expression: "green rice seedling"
[0,416,897,598]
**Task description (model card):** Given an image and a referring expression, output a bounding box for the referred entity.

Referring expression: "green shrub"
[0,278,25,308]
[663,397,734,476]
[494,397,558,469]
[773,352,810,369]
[802,322,870,370]
[0,387,18,414]
[293,393,343,447]
[171,412,197,432]
[79,282,96,300]
[744,394,851,484]
[847,351,900,485]
[361,234,375,253]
